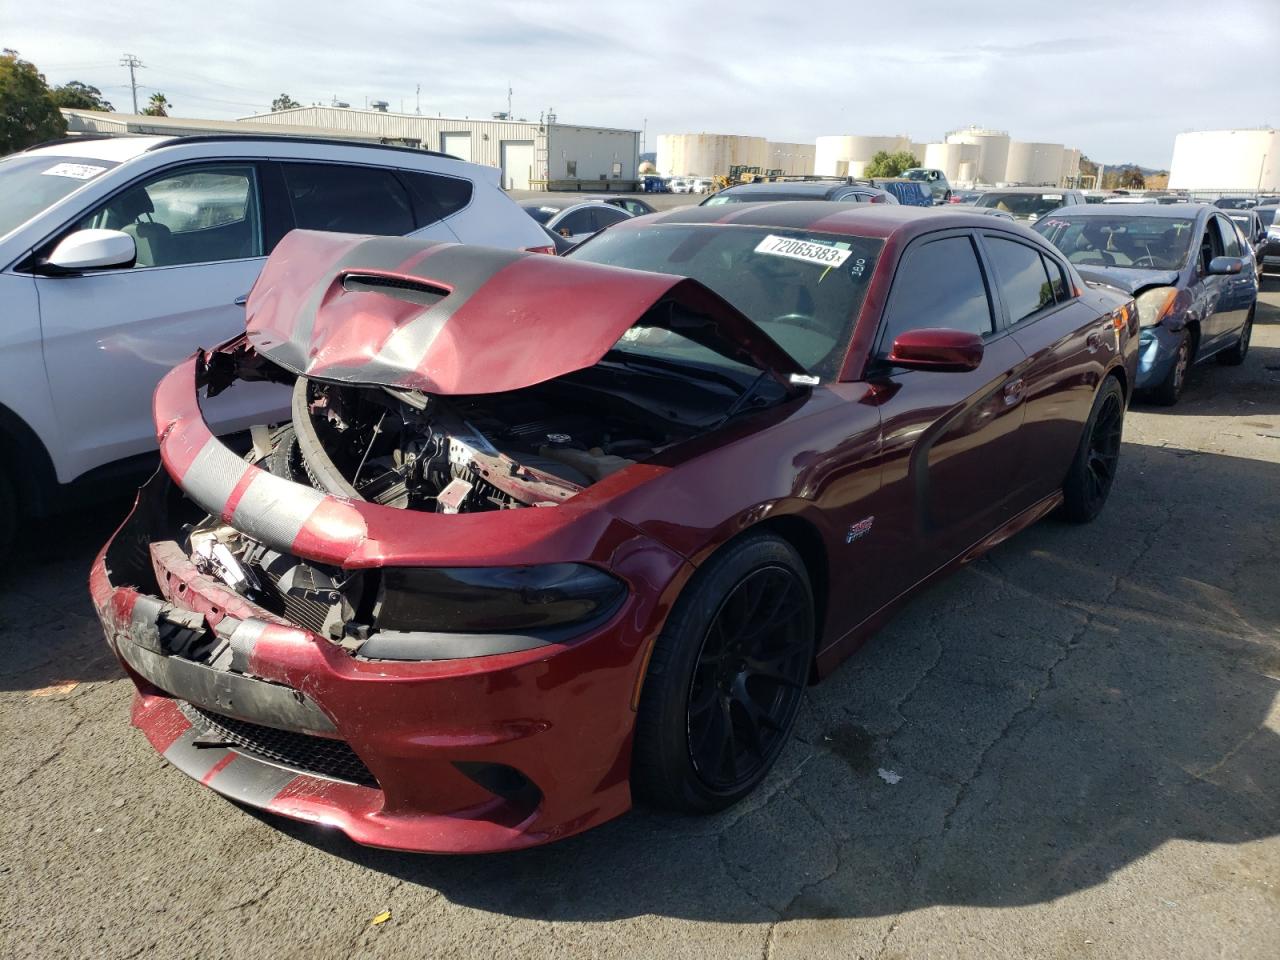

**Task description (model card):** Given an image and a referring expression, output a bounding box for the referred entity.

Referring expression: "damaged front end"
[90,233,807,852]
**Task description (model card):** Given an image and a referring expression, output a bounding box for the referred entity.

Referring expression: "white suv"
[0,134,550,548]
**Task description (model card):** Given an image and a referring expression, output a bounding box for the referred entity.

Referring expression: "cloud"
[6,0,1277,167]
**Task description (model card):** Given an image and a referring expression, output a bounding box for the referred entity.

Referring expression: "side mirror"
[889,328,985,372]
[1208,255,1245,276]
[43,229,136,272]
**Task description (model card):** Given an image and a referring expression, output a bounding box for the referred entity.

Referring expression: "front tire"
[1150,328,1190,406]
[632,532,814,813]
[1061,376,1125,524]
[1216,304,1254,366]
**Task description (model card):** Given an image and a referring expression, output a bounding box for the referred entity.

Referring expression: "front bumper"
[1135,323,1184,391]
[90,352,690,854]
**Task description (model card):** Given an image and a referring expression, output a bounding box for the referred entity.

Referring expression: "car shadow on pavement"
[1137,341,1280,418]
[0,495,134,693]
[261,441,1280,924]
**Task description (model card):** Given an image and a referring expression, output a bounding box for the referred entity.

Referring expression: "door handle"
[234,294,249,306]
[1003,378,1025,405]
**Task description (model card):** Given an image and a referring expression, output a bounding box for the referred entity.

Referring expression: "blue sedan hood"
[1076,266,1180,295]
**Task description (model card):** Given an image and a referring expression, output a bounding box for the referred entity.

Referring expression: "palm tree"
[142,92,171,117]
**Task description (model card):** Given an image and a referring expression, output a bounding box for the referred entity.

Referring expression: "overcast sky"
[6,0,1276,168]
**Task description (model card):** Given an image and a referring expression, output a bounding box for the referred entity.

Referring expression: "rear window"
[522,204,559,224]
[977,192,1071,219]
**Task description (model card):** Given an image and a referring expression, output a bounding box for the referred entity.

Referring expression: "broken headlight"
[378,564,626,633]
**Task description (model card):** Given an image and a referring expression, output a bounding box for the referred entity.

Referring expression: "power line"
[119,53,143,113]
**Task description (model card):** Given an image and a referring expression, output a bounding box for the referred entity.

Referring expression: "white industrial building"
[1168,129,1280,192]
[62,108,376,142]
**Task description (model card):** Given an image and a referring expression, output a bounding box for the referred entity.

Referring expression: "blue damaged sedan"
[1034,204,1258,405]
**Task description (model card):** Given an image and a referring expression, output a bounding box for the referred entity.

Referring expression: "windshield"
[0,153,119,239]
[976,192,1068,219]
[1034,214,1195,271]
[569,224,882,379]
[901,169,929,181]
[704,192,815,205]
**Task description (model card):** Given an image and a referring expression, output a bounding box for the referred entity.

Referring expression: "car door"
[1212,214,1253,338]
[1188,214,1229,353]
[33,162,287,481]
[865,230,1030,600]
[980,233,1107,503]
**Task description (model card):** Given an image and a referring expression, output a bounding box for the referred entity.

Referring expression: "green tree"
[51,80,114,112]
[1117,166,1145,190]
[271,93,301,112]
[0,49,66,154]
[864,150,920,178]
[142,92,171,117]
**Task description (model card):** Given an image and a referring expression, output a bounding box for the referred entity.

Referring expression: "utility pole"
[642,117,647,155]
[120,53,143,114]
[415,84,420,114]
[507,83,512,120]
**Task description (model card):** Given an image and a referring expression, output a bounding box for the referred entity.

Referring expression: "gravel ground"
[4,281,1278,960]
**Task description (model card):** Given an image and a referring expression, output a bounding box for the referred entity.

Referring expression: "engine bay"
[258,359,752,514]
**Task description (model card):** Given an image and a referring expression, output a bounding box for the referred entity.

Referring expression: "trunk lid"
[245,230,807,394]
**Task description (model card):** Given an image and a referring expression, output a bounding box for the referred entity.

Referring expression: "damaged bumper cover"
[90,348,692,854]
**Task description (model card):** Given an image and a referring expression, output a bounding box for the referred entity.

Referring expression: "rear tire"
[632,532,814,814]
[1150,329,1190,406]
[1061,376,1125,524]
[1216,304,1254,366]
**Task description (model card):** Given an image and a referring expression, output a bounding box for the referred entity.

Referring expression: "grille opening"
[180,702,377,787]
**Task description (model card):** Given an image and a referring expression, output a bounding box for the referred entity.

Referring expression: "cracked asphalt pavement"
[4,282,1279,960]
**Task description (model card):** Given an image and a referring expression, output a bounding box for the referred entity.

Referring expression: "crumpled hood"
[245,230,806,394]
[1075,265,1181,295]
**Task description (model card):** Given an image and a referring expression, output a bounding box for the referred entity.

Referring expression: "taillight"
[870,195,886,203]
[947,195,962,203]
[524,244,557,256]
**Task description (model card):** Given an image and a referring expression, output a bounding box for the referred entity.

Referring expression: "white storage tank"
[1059,148,1082,187]
[1168,129,1280,191]
[945,126,1010,186]
[1005,141,1065,185]
[655,133,768,177]
[924,142,981,184]
[814,135,913,177]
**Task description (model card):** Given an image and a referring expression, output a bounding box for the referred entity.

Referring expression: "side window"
[77,165,262,268]
[591,206,631,230]
[985,236,1055,323]
[1215,216,1242,257]
[398,170,473,227]
[281,163,414,236]
[879,235,995,356]
[1198,218,1225,272]
[558,209,597,235]
[1045,254,1072,302]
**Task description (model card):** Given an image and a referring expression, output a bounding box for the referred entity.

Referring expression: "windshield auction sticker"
[41,163,107,180]
[754,234,851,268]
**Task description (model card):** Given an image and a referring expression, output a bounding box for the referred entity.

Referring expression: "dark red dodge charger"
[92,203,1138,853]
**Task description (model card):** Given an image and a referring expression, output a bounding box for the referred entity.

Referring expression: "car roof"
[641,200,1039,241]
[718,181,851,198]
[1045,203,1212,218]
[22,135,175,162]
[981,186,1078,194]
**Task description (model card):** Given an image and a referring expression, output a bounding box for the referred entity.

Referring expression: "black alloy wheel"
[631,532,815,813]
[1062,376,1126,524]
[686,565,810,794]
